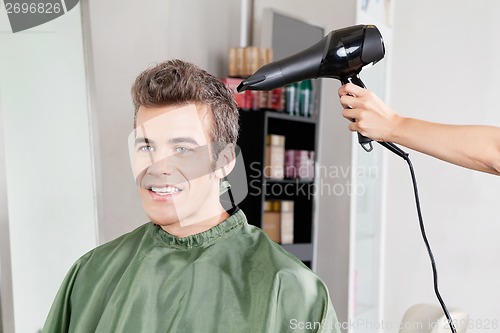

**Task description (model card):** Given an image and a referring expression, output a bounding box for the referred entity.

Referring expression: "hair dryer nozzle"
[237,75,266,92]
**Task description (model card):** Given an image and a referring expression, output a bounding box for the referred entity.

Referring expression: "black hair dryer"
[237,24,385,153]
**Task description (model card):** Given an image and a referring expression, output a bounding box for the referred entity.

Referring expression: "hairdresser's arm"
[338,83,500,175]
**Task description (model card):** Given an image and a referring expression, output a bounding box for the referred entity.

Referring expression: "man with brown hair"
[42,60,339,333]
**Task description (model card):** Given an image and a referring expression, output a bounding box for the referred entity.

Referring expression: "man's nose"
[147,156,175,176]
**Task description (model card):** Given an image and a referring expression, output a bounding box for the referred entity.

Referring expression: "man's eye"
[175,146,192,154]
[138,145,155,153]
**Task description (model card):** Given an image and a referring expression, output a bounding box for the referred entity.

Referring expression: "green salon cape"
[42,209,340,333]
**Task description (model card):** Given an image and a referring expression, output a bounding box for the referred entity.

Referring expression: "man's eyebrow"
[135,136,201,146]
[168,137,200,146]
[135,137,154,145]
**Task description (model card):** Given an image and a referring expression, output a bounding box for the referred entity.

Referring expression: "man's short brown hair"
[131,59,239,146]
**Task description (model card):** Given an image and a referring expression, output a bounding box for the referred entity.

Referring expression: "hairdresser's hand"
[339,84,500,175]
[338,83,402,142]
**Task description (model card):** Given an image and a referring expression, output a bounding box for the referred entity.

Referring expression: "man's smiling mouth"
[149,185,182,195]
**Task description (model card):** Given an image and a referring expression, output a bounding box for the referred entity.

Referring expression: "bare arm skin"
[338,83,500,175]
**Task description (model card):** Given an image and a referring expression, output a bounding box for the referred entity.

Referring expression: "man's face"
[132,103,222,228]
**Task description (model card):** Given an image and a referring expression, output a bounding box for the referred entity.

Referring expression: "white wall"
[166,0,251,76]
[0,5,98,333]
[83,0,172,244]
[0,79,13,333]
[384,1,500,332]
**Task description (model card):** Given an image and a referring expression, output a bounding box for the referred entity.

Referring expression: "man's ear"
[214,143,236,179]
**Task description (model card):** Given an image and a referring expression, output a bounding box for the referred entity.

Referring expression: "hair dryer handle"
[342,75,373,152]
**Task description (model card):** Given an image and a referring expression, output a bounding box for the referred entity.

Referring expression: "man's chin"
[151,218,179,227]
[148,211,219,229]
[144,208,181,227]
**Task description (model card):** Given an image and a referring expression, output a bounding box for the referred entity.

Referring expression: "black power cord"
[378,141,458,333]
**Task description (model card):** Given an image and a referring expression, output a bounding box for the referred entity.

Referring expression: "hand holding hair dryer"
[237,24,404,155]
